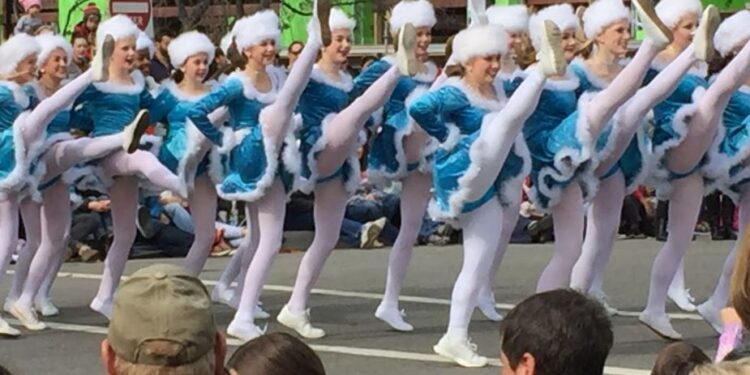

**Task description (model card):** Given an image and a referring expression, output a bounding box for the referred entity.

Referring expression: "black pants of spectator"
[705,191,736,240]
[70,212,105,244]
[131,222,194,259]
[620,195,654,237]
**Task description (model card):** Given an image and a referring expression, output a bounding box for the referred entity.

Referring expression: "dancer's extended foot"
[631,0,672,47]
[92,35,115,81]
[694,5,720,62]
[34,298,60,317]
[639,311,682,340]
[667,288,697,312]
[227,319,266,342]
[122,109,150,154]
[537,21,567,77]
[396,23,418,76]
[468,0,488,25]
[360,217,386,249]
[697,301,722,334]
[90,297,113,320]
[433,335,488,368]
[0,317,20,337]
[9,302,47,331]
[477,295,503,322]
[375,304,414,332]
[277,304,325,339]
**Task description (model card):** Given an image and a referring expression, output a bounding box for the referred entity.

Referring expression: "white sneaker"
[395,23,418,76]
[91,35,115,82]
[477,297,503,322]
[0,317,21,337]
[433,335,488,368]
[227,319,266,342]
[360,217,386,249]
[277,305,325,339]
[90,298,113,321]
[9,303,47,331]
[693,5,720,62]
[639,311,682,340]
[34,298,60,317]
[591,292,620,316]
[122,109,150,154]
[697,302,722,334]
[375,304,414,332]
[255,303,271,320]
[631,0,672,47]
[3,299,15,314]
[536,20,567,77]
[211,284,236,306]
[667,288,697,312]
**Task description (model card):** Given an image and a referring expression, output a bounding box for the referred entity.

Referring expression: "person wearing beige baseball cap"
[100,264,226,375]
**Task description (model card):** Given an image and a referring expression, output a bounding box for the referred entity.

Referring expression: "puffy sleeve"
[141,87,178,124]
[408,86,468,143]
[351,59,391,99]
[187,78,243,146]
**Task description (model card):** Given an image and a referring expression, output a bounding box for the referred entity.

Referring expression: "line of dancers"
[1,0,750,368]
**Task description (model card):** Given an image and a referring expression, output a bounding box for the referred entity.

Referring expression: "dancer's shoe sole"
[123,109,150,154]
[538,20,567,77]
[316,0,332,46]
[396,23,418,76]
[631,0,672,46]
[694,5,720,62]
[638,313,683,341]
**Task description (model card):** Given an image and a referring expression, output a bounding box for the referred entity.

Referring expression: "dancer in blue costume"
[5,33,152,330]
[638,10,750,340]
[409,21,566,367]
[278,11,421,340]
[188,5,326,342]
[533,0,673,293]
[570,0,720,319]
[695,10,750,340]
[351,0,439,332]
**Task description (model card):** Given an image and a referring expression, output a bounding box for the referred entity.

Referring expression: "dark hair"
[652,343,711,375]
[725,345,750,362]
[155,29,175,43]
[0,364,11,375]
[501,289,613,375]
[71,31,88,44]
[731,224,750,329]
[227,332,325,375]
[288,41,304,54]
[227,38,247,71]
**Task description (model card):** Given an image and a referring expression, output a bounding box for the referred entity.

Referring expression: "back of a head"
[652,342,711,375]
[228,332,325,375]
[691,357,750,375]
[730,225,750,329]
[501,289,613,375]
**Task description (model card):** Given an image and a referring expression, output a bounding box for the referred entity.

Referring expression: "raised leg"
[42,135,124,180]
[101,150,185,197]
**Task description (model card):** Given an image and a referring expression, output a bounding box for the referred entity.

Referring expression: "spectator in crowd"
[100,264,226,375]
[68,32,90,78]
[651,343,710,375]
[500,289,613,375]
[68,188,112,262]
[207,47,227,82]
[14,0,43,35]
[149,29,174,82]
[226,332,325,375]
[72,3,101,47]
[705,191,737,240]
[620,186,655,238]
[287,41,304,71]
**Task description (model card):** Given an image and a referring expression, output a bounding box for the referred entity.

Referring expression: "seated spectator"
[72,3,100,47]
[226,332,325,375]
[651,343,710,375]
[500,289,613,375]
[690,358,750,375]
[100,264,226,375]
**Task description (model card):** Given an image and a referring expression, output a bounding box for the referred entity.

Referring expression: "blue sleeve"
[143,88,178,124]
[69,85,97,133]
[408,86,468,143]
[187,78,243,146]
[351,59,391,100]
[643,68,658,86]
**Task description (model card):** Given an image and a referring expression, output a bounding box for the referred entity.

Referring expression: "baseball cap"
[107,264,216,366]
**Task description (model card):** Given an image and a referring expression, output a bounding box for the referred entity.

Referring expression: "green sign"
[280,0,373,46]
[58,0,109,37]
[702,0,747,11]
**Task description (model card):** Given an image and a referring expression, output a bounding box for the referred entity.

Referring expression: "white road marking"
[7,319,651,375]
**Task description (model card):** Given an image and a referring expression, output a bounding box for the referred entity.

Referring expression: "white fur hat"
[714,10,750,58]
[168,31,216,68]
[36,33,73,66]
[330,7,356,31]
[655,0,702,30]
[389,0,436,35]
[220,32,233,56]
[136,31,155,59]
[0,33,41,77]
[452,24,507,64]
[583,0,630,40]
[234,10,282,51]
[96,15,140,53]
[529,4,578,51]
[487,5,529,33]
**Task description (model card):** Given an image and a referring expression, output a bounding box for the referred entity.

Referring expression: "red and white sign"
[110,0,154,36]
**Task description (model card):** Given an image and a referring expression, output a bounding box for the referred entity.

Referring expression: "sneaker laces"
[684,289,696,303]
[259,323,268,335]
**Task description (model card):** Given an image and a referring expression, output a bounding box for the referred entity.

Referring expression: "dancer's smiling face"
[41,48,69,81]
[415,26,432,63]
[562,28,578,63]
[672,13,698,51]
[183,53,210,82]
[111,36,137,72]
[464,53,501,84]
[595,20,631,58]
[322,29,352,64]
[13,54,38,84]
[244,39,277,67]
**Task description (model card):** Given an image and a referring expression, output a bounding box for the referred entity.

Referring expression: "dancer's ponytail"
[443,34,463,77]
[730,224,750,329]
[171,69,185,84]
[227,38,247,71]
